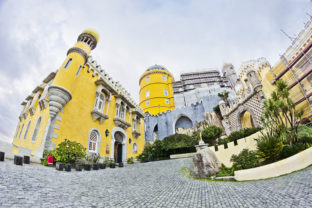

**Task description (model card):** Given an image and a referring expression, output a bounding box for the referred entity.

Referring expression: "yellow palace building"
[139,65,175,115]
[12,30,145,163]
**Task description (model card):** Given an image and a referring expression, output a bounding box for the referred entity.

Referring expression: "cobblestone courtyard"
[1,158,312,208]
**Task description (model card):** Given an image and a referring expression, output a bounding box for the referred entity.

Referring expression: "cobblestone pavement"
[1,158,312,208]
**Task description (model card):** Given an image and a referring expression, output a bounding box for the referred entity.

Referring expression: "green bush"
[256,133,283,162]
[230,149,259,170]
[216,164,235,177]
[162,134,198,149]
[227,127,262,142]
[41,150,56,166]
[298,125,312,139]
[201,125,223,146]
[53,139,86,164]
[127,157,134,164]
[137,134,198,163]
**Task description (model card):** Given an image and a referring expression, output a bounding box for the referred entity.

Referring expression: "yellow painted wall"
[139,68,175,115]
[11,30,145,161]
[52,64,144,159]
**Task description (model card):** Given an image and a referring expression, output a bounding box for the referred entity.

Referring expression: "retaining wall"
[234,146,312,181]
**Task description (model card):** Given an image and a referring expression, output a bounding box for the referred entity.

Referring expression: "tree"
[218,91,229,106]
[201,125,223,146]
[261,80,304,144]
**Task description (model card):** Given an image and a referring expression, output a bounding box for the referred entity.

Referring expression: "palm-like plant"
[218,91,229,106]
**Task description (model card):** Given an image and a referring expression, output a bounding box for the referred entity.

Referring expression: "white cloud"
[0,0,311,140]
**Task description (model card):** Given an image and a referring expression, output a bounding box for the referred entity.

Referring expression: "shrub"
[216,164,235,177]
[127,157,134,164]
[227,127,262,142]
[230,149,259,170]
[201,125,223,146]
[53,139,86,164]
[256,133,283,162]
[162,134,198,149]
[298,125,312,139]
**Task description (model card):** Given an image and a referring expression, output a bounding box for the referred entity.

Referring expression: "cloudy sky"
[0,0,311,142]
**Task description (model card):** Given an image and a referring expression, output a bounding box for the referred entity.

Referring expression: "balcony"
[91,109,109,124]
[113,117,131,130]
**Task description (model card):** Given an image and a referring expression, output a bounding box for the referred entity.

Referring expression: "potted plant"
[65,163,71,172]
[75,163,82,171]
[84,162,91,171]
[99,161,106,169]
[118,162,124,167]
[109,160,116,168]
[56,162,64,171]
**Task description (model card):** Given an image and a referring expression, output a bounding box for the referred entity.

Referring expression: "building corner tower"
[48,29,99,119]
[139,65,175,115]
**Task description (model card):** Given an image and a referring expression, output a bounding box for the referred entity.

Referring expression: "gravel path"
[1,158,312,207]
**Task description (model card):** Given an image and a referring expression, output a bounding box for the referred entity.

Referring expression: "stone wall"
[144,96,223,141]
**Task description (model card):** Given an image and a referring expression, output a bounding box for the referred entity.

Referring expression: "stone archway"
[240,111,255,128]
[237,106,257,130]
[173,114,193,133]
[111,127,127,163]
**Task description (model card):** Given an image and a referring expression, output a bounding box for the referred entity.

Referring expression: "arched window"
[64,58,72,69]
[14,125,20,139]
[94,92,105,112]
[119,102,125,119]
[23,121,31,141]
[18,124,24,139]
[31,117,42,142]
[88,130,100,153]
[133,143,137,153]
[76,65,82,77]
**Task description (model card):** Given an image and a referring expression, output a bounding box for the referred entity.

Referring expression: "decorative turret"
[48,29,99,119]
[222,63,237,88]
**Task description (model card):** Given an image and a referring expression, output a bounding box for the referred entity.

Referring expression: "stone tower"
[139,65,175,115]
[48,29,99,119]
[222,63,237,89]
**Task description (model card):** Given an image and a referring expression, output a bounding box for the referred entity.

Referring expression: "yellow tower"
[139,64,175,115]
[48,29,99,119]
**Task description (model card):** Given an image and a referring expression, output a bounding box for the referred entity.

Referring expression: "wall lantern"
[105,129,109,137]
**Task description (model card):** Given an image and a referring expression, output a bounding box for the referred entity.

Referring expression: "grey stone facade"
[220,69,266,133]
[144,95,223,141]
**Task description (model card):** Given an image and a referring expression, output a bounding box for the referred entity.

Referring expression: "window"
[146,100,150,106]
[119,103,125,119]
[76,65,82,77]
[31,117,41,142]
[146,90,150,97]
[164,89,168,96]
[88,130,99,153]
[18,124,24,139]
[94,92,105,112]
[64,58,72,69]
[14,125,20,139]
[165,98,169,104]
[162,75,167,81]
[146,76,150,82]
[23,121,31,141]
[133,143,138,153]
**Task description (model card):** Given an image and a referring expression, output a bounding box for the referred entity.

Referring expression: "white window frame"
[133,142,138,153]
[31,117,42,142]
[23,121,31,141]
[165,98,169,104]
[162,75,167,81]
[88,129,101,154]
[164,89,168,96]
[18,124,24,139]
[94,92,105,113]
[146,100,150,106]
[146,76,150,82]
[146,90,150,97]
[14,125,20,139]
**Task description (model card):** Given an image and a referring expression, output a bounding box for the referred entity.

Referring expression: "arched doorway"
[153,124,158,141]
[114,131,124,163]
[240,111,255,129]
[174,115,193,132]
